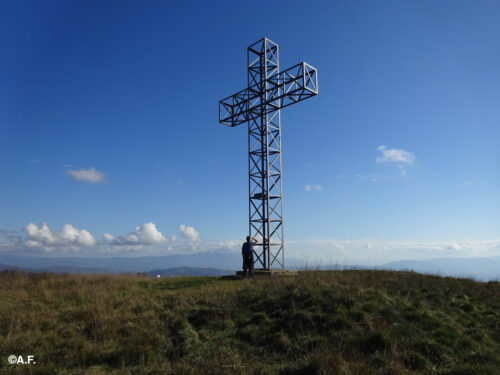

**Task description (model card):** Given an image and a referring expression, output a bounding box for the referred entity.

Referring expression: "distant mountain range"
[0,263,23,271]
[0,262,233,277]
[0,252,499,281]
[0,262,120,275]
[0,251,243,273]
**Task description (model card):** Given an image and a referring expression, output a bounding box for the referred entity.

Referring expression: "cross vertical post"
[219,37,318,270]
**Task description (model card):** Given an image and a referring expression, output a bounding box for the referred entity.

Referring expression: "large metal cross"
[219,37,318,270]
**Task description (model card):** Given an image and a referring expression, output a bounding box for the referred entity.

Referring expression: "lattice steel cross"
[219,37,318,270]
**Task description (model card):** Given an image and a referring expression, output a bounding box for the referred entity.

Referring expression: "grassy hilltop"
[0,270,499,375]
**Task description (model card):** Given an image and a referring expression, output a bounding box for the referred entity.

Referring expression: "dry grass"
[0,270,498,374]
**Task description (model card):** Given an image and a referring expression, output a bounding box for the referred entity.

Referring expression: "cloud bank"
[2,222,499,264]
[285,238,500,266]
[0,222,178,254]
[23,222,97,251]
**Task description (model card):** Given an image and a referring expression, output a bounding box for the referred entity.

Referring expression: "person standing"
[241,236,257,278]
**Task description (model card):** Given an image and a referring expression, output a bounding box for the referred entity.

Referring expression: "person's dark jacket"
[242,240,254,256]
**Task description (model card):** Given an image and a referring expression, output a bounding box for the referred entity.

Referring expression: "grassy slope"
[0,270,498,375]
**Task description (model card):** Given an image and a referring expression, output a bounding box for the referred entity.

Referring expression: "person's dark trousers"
[243,254,254,278]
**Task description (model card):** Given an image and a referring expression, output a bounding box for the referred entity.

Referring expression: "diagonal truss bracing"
[218,38,318,270]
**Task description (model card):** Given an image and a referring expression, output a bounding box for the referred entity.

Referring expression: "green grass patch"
[0,270,498,374]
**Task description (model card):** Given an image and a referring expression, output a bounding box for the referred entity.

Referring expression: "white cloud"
[376,146,416,165]
[66,167,106,183]
[103,233,114,243]
[61,224,96,246]
[305,184,323,192]
[23,222,97,250]
[179,224,200,241]
[118,222,168,245]
[25,222,57,244]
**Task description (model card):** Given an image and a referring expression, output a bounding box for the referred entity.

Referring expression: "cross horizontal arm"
[219,62,318,127]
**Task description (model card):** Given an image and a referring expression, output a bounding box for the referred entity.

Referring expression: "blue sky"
[1,0,499,263]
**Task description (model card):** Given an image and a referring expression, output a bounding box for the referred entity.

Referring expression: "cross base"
[235,269,298,277]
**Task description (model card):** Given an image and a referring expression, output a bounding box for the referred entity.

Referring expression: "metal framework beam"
[218,37,318,270]
[219,62,318,127]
